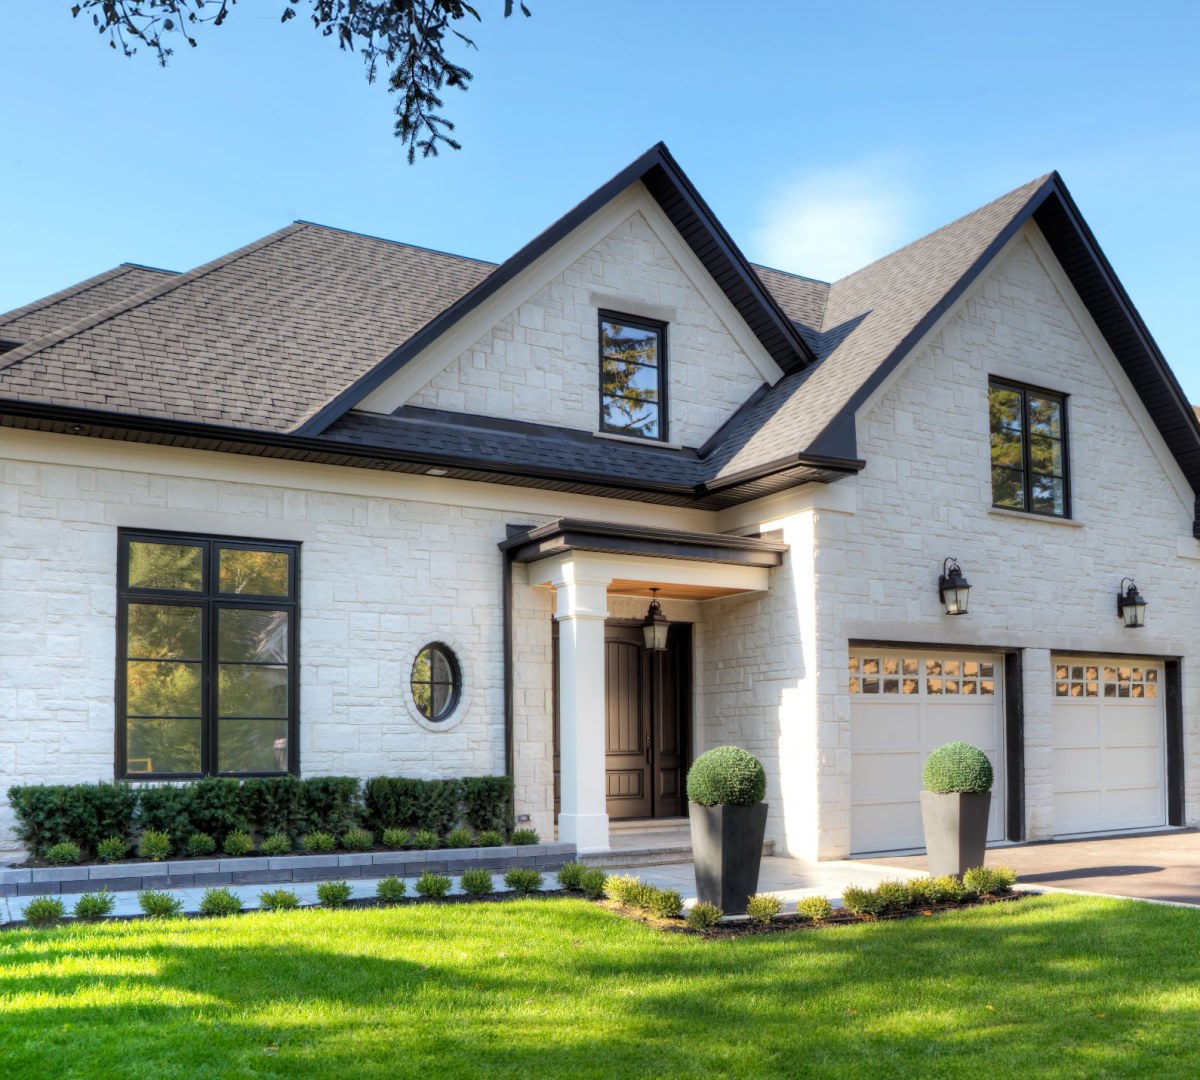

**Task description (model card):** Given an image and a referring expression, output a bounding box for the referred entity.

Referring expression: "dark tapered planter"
[920,791,991,878]
[689,801,768,915]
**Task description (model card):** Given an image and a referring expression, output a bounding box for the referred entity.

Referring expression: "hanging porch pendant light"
[642,588,670,651]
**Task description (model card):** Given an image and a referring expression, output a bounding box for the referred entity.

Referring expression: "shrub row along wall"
[7,776,514,858]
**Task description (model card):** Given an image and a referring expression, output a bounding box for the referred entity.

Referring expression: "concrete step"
[579,838,774,871]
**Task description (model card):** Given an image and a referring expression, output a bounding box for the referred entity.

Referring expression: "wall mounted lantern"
[1117,578,1148,629]
[642,588,670,651]
[938,558,971,616]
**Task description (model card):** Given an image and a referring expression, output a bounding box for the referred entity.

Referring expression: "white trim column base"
[557,811,611,853]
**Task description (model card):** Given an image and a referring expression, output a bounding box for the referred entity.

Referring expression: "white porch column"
[552,562,612,853]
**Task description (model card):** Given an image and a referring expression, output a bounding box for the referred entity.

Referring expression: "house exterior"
[2,143,1198,861]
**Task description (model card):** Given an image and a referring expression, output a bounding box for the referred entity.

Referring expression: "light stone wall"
[407,210,768,449]
[0,448,576,855]
[803,227,1200,855]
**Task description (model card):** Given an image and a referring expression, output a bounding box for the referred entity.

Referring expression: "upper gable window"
[989,379,1069,517]
[599,313,666,441]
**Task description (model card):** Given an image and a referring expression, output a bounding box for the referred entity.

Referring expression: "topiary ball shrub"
[96,836,129,863]
[503,868,543,895]
[222,831,255,857]
[922,742,994,794]
[685,901,723,929]
[186,832,217,858]
[745,893,782,925]
[509,828,539,846]
[198,887,243,917]
[260,833,293,857]
[460,868,494,897]
[686,746,767,806]
[578,868,608,900]
[376,875,407,903]
[316,879,353,908]
[139,831,173,862]
[556,861,587,891]
[23,896,66,928]
[795,895,833,923]
[73,889,116,920]
[341,828,373,852]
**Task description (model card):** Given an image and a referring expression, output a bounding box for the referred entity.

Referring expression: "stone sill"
[987,507,1084,528]
[0,842,577,897]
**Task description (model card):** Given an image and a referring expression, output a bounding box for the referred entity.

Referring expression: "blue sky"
[3,2,1199,395]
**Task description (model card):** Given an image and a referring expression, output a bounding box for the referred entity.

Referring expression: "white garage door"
[1052,658,1165,835]
[849,650,1005,855]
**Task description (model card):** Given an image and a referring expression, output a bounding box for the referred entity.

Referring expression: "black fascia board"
[292,142,814,439]
[499,517,788,567]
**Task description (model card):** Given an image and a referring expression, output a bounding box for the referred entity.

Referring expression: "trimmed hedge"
[7,774,514,858]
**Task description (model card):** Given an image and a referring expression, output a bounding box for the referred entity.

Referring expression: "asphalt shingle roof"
[0,223,493,432]
[0,172,1075,496]
[0,263,176,345]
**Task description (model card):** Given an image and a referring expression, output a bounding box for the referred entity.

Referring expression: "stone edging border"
[0,842,577,897]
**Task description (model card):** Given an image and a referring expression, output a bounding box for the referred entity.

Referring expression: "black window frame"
[115,528,300,781]
[988,377,1071,519]
[598,310,668,443]
[410,642,462,723]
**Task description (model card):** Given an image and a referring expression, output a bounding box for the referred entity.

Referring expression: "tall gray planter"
[689,802,768,915]
[920,791,991,878]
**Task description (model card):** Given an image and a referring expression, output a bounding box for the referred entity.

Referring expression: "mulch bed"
[604,892,1026,939]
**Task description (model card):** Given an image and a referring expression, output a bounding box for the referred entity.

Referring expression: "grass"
[1,893,1198,1078]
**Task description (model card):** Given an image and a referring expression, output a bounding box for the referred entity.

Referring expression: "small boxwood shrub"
[605,874,639,905]
[444,826,474,850]
[460,868,494,897]
[96,836,129,863]
[411,829,441,850]
[648,888,684,919]
[198,887,243,917]
[746,893,783,925]
[963,865,1018,897]
[185,832,217,857]
[260,833,293,857]
[302,831,336,854]
[908,878,939,907]
[222,831,255,857]
[686,746,767,807]
[376,875,407,903]
[876,880,914,913]
[341,828,374,852]
[73,889,116,920]
[930,875,966,903]
[796,895,833,923]
[509,828,539,846]
[259,888,300,911]
[45,840,82,866]
[840,885,886,917]
[922,742,994,794]
[138,890,183,919]
[556,861,587,891]
[504,868,543,895]
[381,828,409,850]
[138,830,173,862]
[578,868,608,900]
[415,871,452,899]
[686,901,723,929]
[23,896,66,928]
[475,830,504,848]
[316,879,353,908]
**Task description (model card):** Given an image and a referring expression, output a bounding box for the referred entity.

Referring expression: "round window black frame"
[410,642,461,723]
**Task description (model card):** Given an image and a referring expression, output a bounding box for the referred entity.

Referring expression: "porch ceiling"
[606,578,754,601]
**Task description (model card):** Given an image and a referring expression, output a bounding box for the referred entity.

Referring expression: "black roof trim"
[499,517,788,568]
[294,142,815,438]
[0,397,853,511]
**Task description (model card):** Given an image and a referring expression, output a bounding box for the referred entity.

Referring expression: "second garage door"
[1051,658,1166,835]
[849,649,1006,855]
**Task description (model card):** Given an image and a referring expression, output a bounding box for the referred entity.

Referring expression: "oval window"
[410,643,461,722]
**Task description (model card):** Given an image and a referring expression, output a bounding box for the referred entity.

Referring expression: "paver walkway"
[858,829,1200,905]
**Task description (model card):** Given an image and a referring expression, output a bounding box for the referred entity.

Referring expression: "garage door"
[1052,658,1165,835]
[849,649,1005,855]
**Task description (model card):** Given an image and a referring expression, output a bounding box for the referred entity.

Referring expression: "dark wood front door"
[554,620,690,821]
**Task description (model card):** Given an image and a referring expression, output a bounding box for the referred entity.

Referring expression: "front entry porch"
[502,518,787,853]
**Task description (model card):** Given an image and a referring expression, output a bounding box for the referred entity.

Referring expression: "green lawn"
[2,894,1199,1078]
